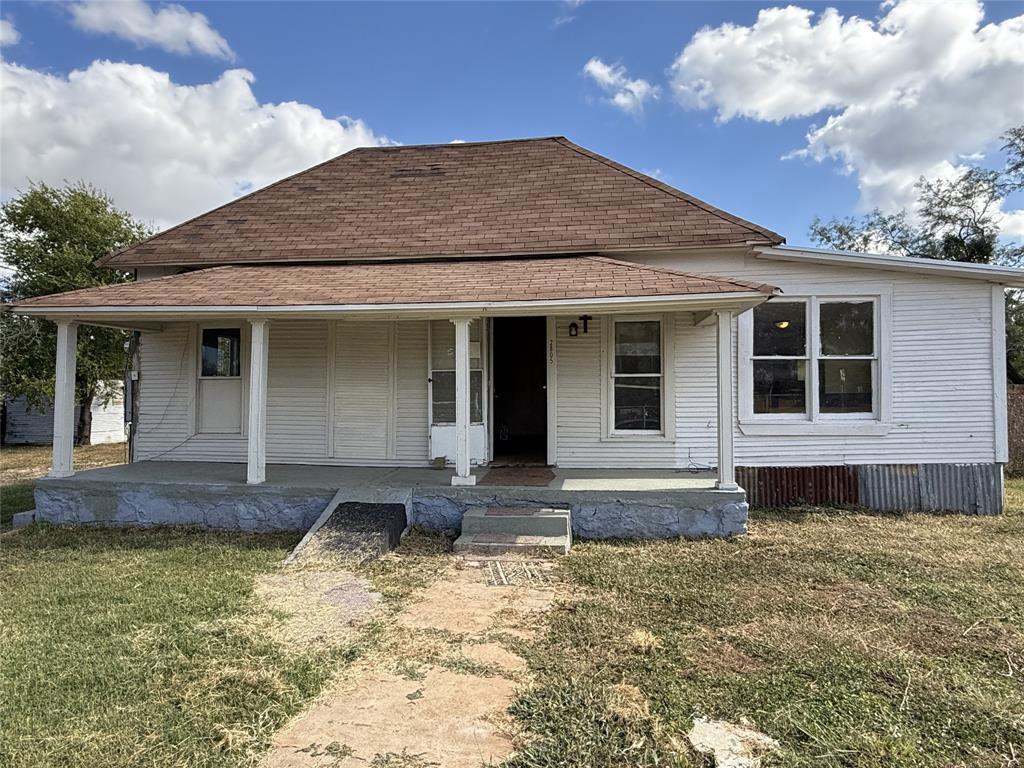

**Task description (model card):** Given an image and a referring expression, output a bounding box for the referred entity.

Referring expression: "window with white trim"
[611,319,662,432]
[750,298,877,420]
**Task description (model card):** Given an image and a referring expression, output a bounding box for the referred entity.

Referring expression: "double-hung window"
[611,319,663,433]
[747,297,880,424]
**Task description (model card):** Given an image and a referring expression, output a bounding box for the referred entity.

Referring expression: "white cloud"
[669,0,1024,213]
[69,0,234,60]
[583,57,660,114]
[0,18,19,46]
[553,0,587,28]
[1000,208,1024,238]
[1,60,389,228]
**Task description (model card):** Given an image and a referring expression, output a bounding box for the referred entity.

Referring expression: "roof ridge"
[351,136,565,152]
[583,255,776,294]
[552,137,784,245]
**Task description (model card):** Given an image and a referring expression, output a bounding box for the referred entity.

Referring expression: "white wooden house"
[12,138,1023,536]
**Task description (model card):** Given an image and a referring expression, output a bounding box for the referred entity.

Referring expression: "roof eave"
[13,290,776,328]
[755,245,1024,286]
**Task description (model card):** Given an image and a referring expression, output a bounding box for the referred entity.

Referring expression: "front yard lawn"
[2,479,1021,767]
[508,479,1024,767]
[0,526,350,768]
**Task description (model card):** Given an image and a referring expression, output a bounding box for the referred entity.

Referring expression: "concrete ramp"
[286,489,409,565]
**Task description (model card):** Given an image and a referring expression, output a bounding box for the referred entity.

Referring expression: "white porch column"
[450,317,476,486]
[715,310,739,491]
[49,320,78,478]
[247,319,270,485]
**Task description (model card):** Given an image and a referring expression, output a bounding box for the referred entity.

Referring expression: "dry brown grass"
[0,442,126,484]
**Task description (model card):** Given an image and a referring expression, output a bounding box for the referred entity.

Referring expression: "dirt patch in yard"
[263,558,562,767]
[255,570,382,651]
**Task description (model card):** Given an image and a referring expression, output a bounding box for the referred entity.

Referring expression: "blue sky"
[2,0,1023,244]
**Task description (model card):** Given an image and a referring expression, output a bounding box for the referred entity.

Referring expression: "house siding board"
[333,321,392,462]
[267,320,329,461]
[395,320,430,465]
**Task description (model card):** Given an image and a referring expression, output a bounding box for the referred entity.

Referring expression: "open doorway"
[491,316,547,465]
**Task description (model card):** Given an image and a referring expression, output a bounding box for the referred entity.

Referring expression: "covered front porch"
[32,461,747,539]
[13,254,778,539]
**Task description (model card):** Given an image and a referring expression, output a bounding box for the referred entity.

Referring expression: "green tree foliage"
[810,126,1024,382]
[1,182,149,442]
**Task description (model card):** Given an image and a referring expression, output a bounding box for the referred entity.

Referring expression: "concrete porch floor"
[60,461,720,492]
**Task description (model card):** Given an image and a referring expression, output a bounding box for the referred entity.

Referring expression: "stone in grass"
[687,717,780,768]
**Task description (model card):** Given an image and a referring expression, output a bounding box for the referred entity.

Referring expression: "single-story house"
[11,137,1024,539]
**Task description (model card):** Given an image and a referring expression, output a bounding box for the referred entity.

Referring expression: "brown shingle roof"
[99,137,784,268]
[17,256,777,309]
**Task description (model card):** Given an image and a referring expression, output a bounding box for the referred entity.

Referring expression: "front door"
[491,316,548,465]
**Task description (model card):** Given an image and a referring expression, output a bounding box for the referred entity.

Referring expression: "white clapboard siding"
[639,251,999,467]
[395,320,430,464]
[135,320,432,467]
[267,320,329,462]
[333,321,394,462]
[134,324,248,461]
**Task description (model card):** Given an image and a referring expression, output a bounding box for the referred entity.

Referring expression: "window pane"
[753,302,806,357]
[430,319,482,369]
[753,360,807,414]
[820,301,873,356]
[431,370,484,424]
[470,370,483,423]
[819,360,873,413]
[615,321,661,374]
[201,328,240,377]
[613,376,661,431]
[431,371,455,424]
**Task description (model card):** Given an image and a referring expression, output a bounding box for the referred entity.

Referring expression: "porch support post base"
[450,474,477,487]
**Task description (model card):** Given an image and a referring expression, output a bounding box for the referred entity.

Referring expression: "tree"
[1,182,149,443]
[809,126,1024,382]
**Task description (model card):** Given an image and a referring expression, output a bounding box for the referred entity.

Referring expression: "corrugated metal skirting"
[738,463,1004,516]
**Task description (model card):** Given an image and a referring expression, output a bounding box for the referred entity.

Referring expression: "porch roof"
[11,255,778,322]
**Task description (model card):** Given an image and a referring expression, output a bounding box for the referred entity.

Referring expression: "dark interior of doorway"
[492,316,547,466]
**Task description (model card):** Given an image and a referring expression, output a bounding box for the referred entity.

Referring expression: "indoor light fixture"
[774,320,790,329]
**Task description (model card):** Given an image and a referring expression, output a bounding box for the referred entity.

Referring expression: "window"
[612,320,662,432]
[818,300,874,414]
[748,298,877,420]
[200,328,241,377]
[752,301,807,415]
[429,320,483,424]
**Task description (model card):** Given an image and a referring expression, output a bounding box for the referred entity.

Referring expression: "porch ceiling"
[10,255,778,325]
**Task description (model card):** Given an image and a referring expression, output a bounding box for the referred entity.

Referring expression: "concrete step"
[461,506,571,537]
[453,532,571,558]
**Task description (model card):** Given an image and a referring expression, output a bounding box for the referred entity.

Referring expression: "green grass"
[505,480,1024,768]
[1,482,34,527]
[0,525,357,768]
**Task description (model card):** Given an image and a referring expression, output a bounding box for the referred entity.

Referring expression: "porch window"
[429,319,484,424]
[749,298,877,419]
[612,319,662,432]
[200,328,241,378]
